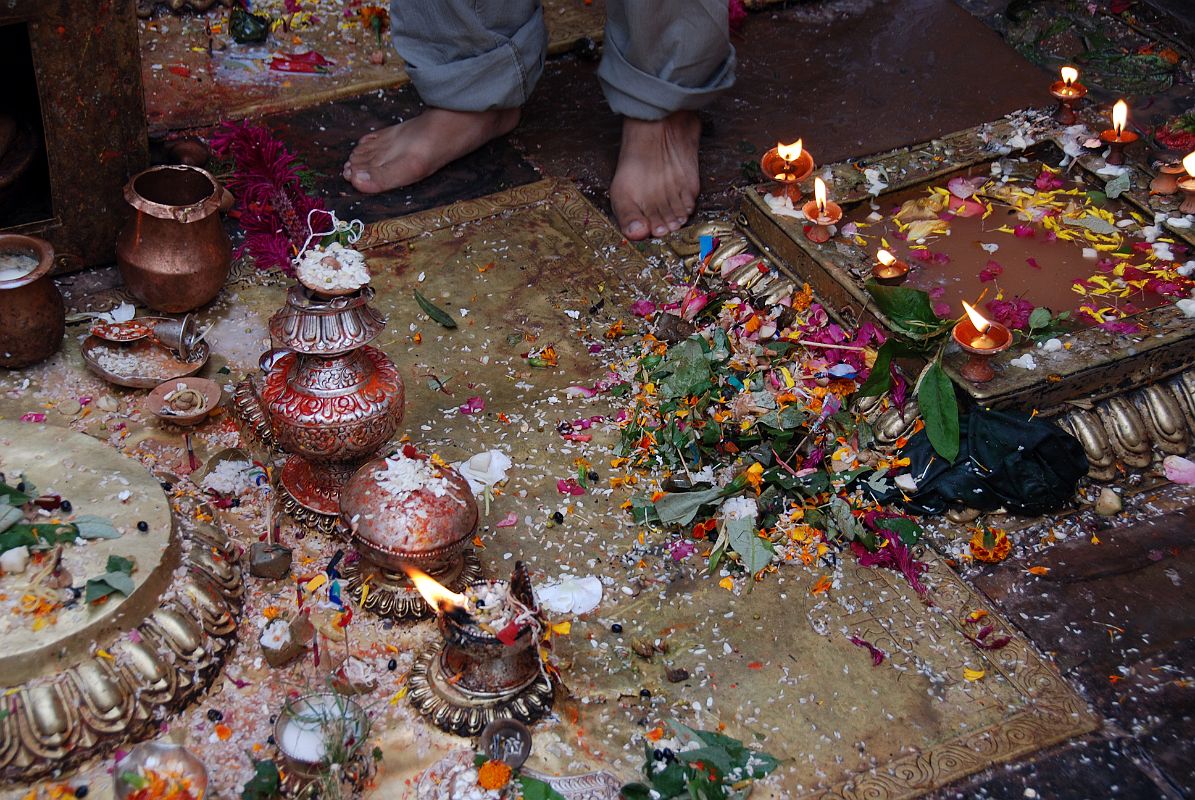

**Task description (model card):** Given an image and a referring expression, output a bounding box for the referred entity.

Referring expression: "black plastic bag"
[882,409,1088,516]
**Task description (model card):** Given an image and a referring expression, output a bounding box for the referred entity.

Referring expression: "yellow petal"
[550,621,572,636]
[963,667,986,682]
[719,577,734,591]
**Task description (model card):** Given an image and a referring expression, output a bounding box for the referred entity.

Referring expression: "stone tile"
[929,737,1167,799]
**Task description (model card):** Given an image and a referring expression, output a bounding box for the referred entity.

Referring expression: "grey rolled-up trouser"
[389,0,735,120]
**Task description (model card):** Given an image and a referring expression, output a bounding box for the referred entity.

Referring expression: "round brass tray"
[0,421,242,783]
[80,317,210,389]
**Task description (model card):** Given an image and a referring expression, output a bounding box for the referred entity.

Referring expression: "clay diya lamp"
[1100,100,1139,166]
[1149,160,1188,196]
[273,693,369,781]
[872,249,910,286]
[801,177,843,244]
[1178,151,1195,215]
[406,562,554,736]
[760,139,814,203]
[339,448,480,621]
[114,742,208,800]
[952,301,1012,384]
[1049,66,1086,125]
[146,377,222,426]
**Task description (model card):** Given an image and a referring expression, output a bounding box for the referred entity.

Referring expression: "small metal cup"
[153,314,201,361]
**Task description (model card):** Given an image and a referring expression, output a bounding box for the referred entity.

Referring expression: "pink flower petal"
[1163,455,1195,485]
[556,478,586,496]
[458,396,485,415]
[1013,224,1035,238]
[496,512,518,528]
[630,299,657,318]
[20,412,45,423]
[1026,257,1041,269]
[979,260,1004,283]
[565,385,598,399]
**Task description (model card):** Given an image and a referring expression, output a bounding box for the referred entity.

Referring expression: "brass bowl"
[114,742,208,800]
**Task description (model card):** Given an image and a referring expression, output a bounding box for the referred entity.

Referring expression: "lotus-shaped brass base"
[340,548,482,621]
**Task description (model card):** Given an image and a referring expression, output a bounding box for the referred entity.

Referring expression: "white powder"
[201,459,256,496]
[295,242,371,294]
[0,252,37,282]
[373,452,450,500]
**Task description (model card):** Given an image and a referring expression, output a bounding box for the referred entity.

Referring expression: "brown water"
[844,164,1173,326]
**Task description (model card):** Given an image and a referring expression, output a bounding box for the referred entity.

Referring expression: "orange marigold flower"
[476,759,513,790]
[969,527,1011,563]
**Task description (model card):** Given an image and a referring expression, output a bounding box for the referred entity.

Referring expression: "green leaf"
[120,771,149,791]
[84,571,135,604]
[516,776,568,800]
[0,523,77,552]
[73,515,121,540]
[653,486,725,527]
[0,481,32,506]
[1027,306,1052,331]
[1105,173,1131,199]
[0,504,23,535]
[876,516,923,546]
[657,339,713,400]
[106,555,135,575]
[856,340,895,397]
[241,759,281,800]
[414,290,457,329]
[619,783,653,800]
[917,363,960,462]
[725,517,774,574]
[865,281,942,328]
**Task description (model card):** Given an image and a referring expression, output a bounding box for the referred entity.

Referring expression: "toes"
[349,171,381,194]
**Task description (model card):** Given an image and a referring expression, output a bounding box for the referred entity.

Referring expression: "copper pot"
[0,235,64,369]
[116,165,231,313]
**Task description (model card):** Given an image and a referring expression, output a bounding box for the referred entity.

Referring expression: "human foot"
[609,111,701,241]
[343,107,520,193]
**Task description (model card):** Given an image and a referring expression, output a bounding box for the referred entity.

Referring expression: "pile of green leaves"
[858,280,961,463]
[621,722,779,800]
[0,477,121,553]
[85,555,136,604]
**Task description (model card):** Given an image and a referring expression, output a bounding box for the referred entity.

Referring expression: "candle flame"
[1112,100,1127,137]
[962,301,990,334]
[877,249,896,266]
[776,139,803,162]
[405,567,467,613]
[814,177,828,214]
[1060,66,1078,86]
[1183,150,1195,178]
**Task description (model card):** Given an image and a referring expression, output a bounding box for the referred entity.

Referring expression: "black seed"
[588,471,599,482]
[75,788,89,799]
[639,688,652,700]
[16,482,25,492]
[269,714,277,724]
[652,748,663,760]
[160,481,173,491]
[267,735,275,746]
[206,709,223,722]
[611,623,623,634]
[387,658,398,671]
[552,511,564,524]
[60,500,72,513]
[136,520,149,532]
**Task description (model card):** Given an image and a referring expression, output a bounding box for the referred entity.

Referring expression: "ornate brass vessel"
[234,285,405,522]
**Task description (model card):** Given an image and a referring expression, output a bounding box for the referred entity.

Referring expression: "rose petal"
[1163,455,1195,486]
[496,512,518,528]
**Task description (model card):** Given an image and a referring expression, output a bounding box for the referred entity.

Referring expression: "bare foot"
[609,111,701,241]
[343,107,520,193]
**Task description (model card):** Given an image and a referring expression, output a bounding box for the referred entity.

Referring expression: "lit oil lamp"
[759,139,815,202]
[802,177,843,244]
[406,563,554,736]
[1099,100,1139,166]
[1177,150,1195,215]
[872,248,910,286]
[952,301,1012,384]
[1049,66,1086,125]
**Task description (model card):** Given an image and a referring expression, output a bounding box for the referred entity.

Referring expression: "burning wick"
[1184,150,1195,179]
[962,301,997,349]
[406,567,473,624]
[1060,66,1078,88]
[1112,99,1127,140]
[776,138,803,179]
[876,249,897,270]
[814,177,828,218]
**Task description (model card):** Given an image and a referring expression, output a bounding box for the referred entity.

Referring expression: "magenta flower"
[978,260,1004,282]
[630,299,657,318]
[458,396,485,415]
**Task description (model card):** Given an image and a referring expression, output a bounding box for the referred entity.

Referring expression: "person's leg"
[344,0,547,194]
[598,0,735,240]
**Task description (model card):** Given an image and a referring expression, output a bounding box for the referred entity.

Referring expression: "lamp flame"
[1060,66,1078,87]
[962,301,990,334]
[776,139,803,162]
[1112,100,1127,138]
[1183,150,1195,178]
[405,567,467,613]
[877,249,896,267]
[814,177,828,215]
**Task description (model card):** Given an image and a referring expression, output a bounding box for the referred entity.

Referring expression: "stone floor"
[139,0,1191,796]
